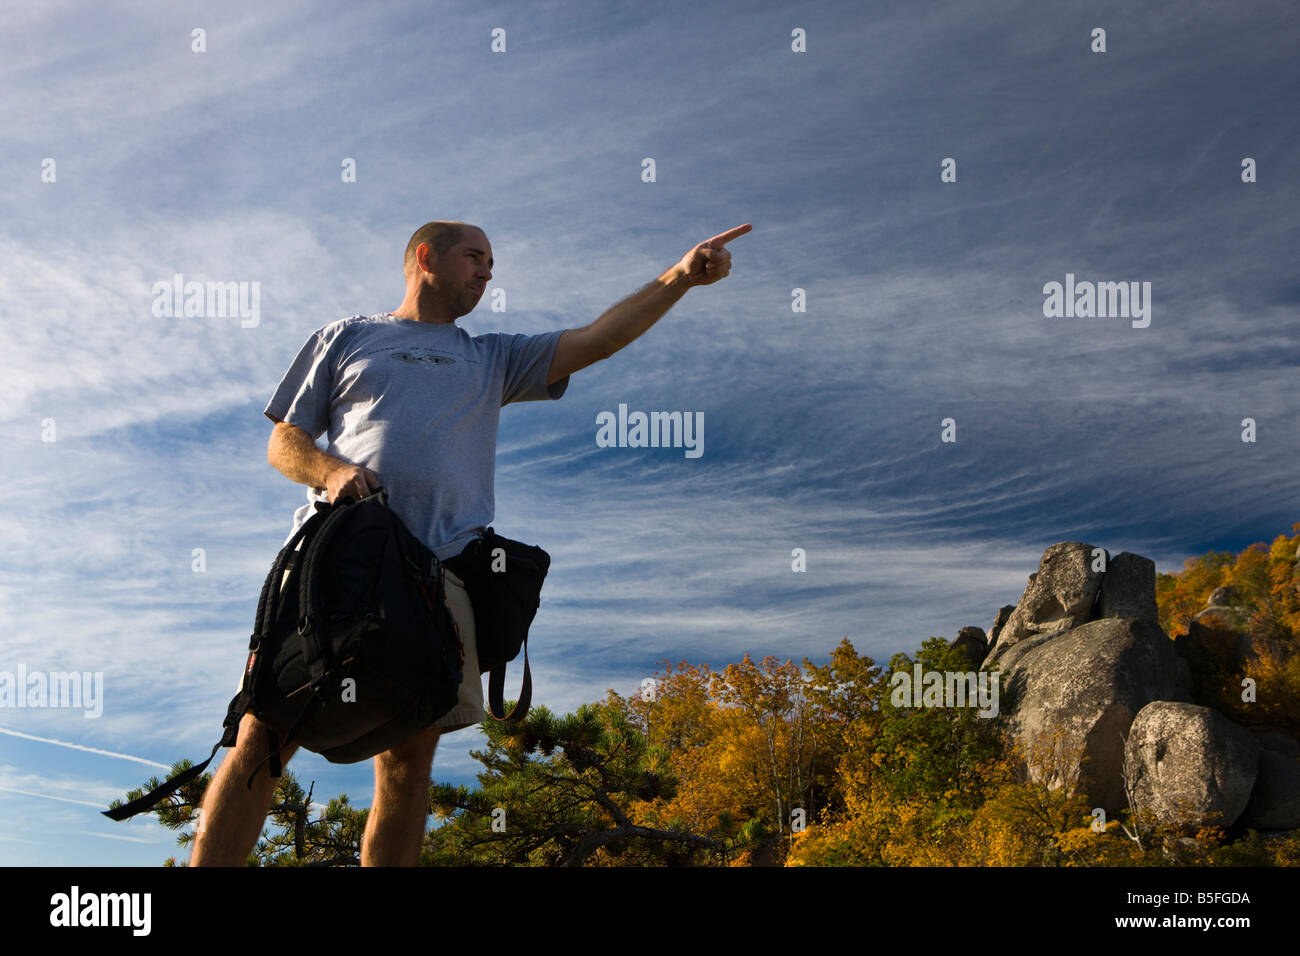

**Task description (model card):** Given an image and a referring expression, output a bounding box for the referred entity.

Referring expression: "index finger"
[704,223,753,248]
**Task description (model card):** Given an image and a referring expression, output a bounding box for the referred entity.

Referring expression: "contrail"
[70,829,159,843]
[0,786,108,809]
[0,727,170,769]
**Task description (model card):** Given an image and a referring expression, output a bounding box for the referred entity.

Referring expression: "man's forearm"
[268,422,349,490]
[589,265,691,357]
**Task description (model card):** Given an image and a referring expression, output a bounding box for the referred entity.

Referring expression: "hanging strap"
[487,637,532,721]
[243,694,320,788]
[101,740,223,821]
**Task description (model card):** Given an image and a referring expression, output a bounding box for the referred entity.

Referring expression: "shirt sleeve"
[499,329,570,406]
[263,324,341,438]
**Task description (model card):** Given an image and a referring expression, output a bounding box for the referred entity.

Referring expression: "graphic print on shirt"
[343,343,476,394]
[390,348,458,367]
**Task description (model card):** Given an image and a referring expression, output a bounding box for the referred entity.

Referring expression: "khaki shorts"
[433,565,484,733]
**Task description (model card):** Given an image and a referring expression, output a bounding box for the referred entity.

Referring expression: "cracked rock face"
[1122,702,1260,829]
[985,617,1189,812]
[1099,552,1159,623]
[985,542,1104,665]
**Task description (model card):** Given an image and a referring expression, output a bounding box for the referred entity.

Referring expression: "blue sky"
[1,0,1297,865]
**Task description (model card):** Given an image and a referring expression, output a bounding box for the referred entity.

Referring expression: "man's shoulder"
[467,326,554,349]
[323,313,386,333]
[309,313,391,346]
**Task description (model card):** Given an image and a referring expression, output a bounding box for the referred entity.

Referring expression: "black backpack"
[104,488,463,822]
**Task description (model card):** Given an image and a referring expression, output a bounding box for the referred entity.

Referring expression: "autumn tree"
[788,637,1002,865]
[800,638,887,820]
[1157,524,1300,734]
[1155,549,1236,637]
[606,652,846,864]
[709,654,817,840]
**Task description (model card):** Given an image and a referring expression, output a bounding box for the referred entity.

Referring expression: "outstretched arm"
[546,223,752,386]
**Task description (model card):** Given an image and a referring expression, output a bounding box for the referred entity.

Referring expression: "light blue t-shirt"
[264,313,569,560]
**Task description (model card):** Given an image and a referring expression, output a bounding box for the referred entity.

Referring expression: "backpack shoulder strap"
[296,500,365,689]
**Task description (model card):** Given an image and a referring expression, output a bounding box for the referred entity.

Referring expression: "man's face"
[426,228,493,317]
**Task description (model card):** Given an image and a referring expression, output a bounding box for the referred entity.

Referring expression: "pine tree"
[424,702,737,866]
[112,764,367,866]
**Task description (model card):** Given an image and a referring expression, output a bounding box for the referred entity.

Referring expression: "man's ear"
[419,243,437,273]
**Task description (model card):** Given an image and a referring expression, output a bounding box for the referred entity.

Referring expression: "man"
[189,218,751,866]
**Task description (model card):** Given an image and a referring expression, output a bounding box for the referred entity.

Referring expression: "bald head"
[390,220,493,323]
[403,220,484,276]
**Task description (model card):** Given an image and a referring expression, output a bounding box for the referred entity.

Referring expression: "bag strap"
[296,487,388,688]
[487,637,532,721]
[259,507,329,648]
[297,502,356,689]
[242,695,320,788]
[101,739,224,821]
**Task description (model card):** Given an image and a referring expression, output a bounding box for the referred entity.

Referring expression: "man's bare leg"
[190,711,298,867]
[361,725,441,866]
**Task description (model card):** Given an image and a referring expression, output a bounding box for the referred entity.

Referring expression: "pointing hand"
[674,223,752,288]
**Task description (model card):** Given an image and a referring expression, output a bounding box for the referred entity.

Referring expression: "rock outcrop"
[987,618,1188,812]
[1098,552,1159,622]
[1122,702,1259,828]
[985,543,1104,665]
[950,626,987,666]
[947,539,1298,834]
[987,604,1016,647]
